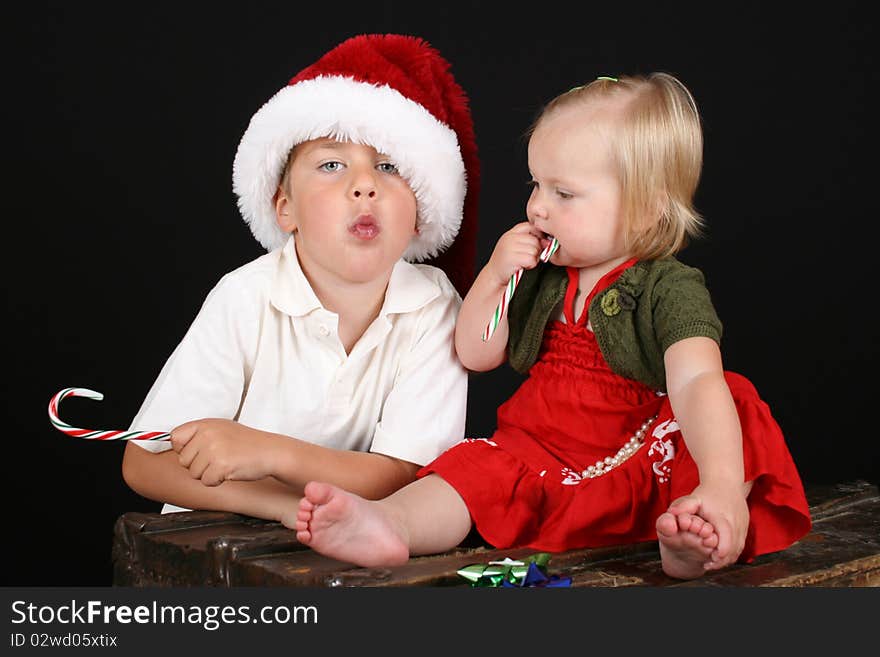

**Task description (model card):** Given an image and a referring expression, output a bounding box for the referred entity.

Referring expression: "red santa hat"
[232,33,479,295]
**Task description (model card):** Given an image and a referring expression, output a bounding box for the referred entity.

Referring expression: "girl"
[290,73,812,579]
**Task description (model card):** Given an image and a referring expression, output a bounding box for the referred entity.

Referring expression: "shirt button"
[318,325,330,336]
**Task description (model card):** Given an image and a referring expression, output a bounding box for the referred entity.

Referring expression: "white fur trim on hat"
[232,76,466,262]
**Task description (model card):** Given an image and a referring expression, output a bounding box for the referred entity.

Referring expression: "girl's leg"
[294,474,472,567]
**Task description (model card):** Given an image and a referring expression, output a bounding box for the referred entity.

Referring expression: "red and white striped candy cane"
[48,387,170,441]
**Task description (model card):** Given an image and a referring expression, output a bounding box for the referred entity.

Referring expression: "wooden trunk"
[112,480,879,587]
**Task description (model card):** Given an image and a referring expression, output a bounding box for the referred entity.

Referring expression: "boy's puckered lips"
[349,213,380,240]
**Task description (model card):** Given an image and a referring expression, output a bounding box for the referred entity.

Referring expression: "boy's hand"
[486,222,544,286]
[170,419,277,487]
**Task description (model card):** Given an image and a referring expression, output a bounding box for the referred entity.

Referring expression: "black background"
[4,3,877,585]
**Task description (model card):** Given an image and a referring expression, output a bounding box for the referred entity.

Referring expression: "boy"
[121,34,480,525]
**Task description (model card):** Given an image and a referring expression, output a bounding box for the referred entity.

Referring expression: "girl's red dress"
[420,262,812,561]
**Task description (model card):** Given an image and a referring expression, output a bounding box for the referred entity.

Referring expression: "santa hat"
[232,33,479,295]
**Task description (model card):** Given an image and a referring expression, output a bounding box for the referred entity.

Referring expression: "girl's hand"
[670,481,750,570]
[170,419,277,487]
[485,222,543,286]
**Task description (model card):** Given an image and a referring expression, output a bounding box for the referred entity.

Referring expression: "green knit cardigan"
[506,257,723,392]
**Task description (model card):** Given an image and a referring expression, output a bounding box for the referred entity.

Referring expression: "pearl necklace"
[579,414,658,479]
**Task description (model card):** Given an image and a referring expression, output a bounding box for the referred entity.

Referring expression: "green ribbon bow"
[457,553,554,587]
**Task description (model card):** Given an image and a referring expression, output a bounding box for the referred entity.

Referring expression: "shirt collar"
[271,235,440,318]
[382,258,441,315]
[271,236,323,317]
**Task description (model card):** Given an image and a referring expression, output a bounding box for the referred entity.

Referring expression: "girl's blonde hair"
[532,73,704,259]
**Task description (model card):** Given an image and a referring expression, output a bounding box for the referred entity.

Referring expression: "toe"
[656,512,678,537]
[676,512,695,532]
[304,480,336,506]
[687,516,705,535]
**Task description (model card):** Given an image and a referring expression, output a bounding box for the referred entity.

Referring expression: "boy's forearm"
[454,265,510,371]
[270,437,420,500]
[668,372,744,487]
[122,444,301,521]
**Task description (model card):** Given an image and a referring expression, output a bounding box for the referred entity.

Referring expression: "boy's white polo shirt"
[130,236,467,507]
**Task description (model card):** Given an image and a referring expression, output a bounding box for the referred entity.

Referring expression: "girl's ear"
[274,187,296,232]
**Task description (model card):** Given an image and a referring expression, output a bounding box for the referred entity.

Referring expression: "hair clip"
[567,76,617,94]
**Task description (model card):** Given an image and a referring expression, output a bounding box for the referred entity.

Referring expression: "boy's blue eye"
[556,189,573,199]
[377,162,399,174]
[319,161,343,172]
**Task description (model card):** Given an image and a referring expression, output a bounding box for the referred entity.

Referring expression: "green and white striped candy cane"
[482,237,558,342]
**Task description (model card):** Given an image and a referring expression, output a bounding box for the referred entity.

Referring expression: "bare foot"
[294,481,409,567]
[656,511,718,579]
